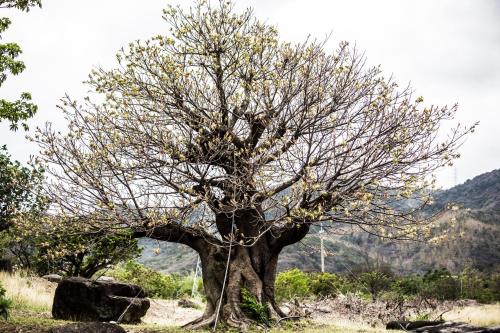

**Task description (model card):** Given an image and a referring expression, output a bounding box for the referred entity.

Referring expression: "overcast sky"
[1,0,499,189]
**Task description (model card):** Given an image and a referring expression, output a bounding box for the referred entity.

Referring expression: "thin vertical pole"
[319,223,325,273]
[191,256,201,297]
[320,237,325,273]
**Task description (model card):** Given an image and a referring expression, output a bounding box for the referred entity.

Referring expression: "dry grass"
[442,303,500,327]
[309,318,389,332]
[0,271,56,312]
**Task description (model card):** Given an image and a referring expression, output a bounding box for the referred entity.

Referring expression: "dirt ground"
[142,298,204,327]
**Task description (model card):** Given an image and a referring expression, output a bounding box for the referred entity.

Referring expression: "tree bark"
[184,239,284,330]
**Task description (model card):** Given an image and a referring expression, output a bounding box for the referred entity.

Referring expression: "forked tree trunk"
[184,239,284,330]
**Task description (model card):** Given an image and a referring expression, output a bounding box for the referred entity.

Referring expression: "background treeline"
[274,268,500,304]
[96,260,500,304]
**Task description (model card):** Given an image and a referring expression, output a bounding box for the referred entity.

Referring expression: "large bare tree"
[35,1,473,329]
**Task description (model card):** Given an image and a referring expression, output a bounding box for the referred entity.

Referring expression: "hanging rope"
[213,214,235,332]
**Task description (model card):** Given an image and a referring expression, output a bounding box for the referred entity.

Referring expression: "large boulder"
[49,322,126,333]
[52,277,149,324]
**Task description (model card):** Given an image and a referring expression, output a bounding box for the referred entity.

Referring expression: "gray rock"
[52,277,149,324]
[49,322,126,333]
[96,276,115,282]
[43,274,63,283]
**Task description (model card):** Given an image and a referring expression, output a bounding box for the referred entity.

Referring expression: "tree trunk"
[183,239,284,330]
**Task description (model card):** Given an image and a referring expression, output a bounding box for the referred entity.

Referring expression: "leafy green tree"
[35,230,141,278]
[5,216,141,278]
[0,0,43,249]
[422,268,460,300]
[0,4,45,322]
[391,275,423,298]
[0,0,41,130]
[0,146,45,231]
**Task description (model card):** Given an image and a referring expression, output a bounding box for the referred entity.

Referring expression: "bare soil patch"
[142,299,203,327]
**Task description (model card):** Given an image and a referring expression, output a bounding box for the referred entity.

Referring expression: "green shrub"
[272,268,500,304]
[391,275,423,298]
[174,271,204,297]
[0,283,11,320]
[107,260,195,299]
[359,271,391,301]
[275,268,310,302]
[240,288,270,325]
[422,268,460,301]
[308,272,347,297]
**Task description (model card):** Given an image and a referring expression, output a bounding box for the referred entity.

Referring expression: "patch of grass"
[122,323,209,333]
[0,310,68,333]
[412,312,430,321]
[304,319,389,332]
[0,271,54,313]
[443,303,500,327]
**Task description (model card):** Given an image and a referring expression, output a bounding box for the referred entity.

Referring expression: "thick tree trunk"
[182,209,309,330]
[183,240,283,330]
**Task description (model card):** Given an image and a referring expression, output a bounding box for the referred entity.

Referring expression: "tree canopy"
[0,0,42,230]
[0,146,44,231]
[36,1,473,328]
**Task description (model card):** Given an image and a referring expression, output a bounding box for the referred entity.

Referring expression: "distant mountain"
[138,238,198,274]
[138,168,500,275]
[430,168,500,224]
